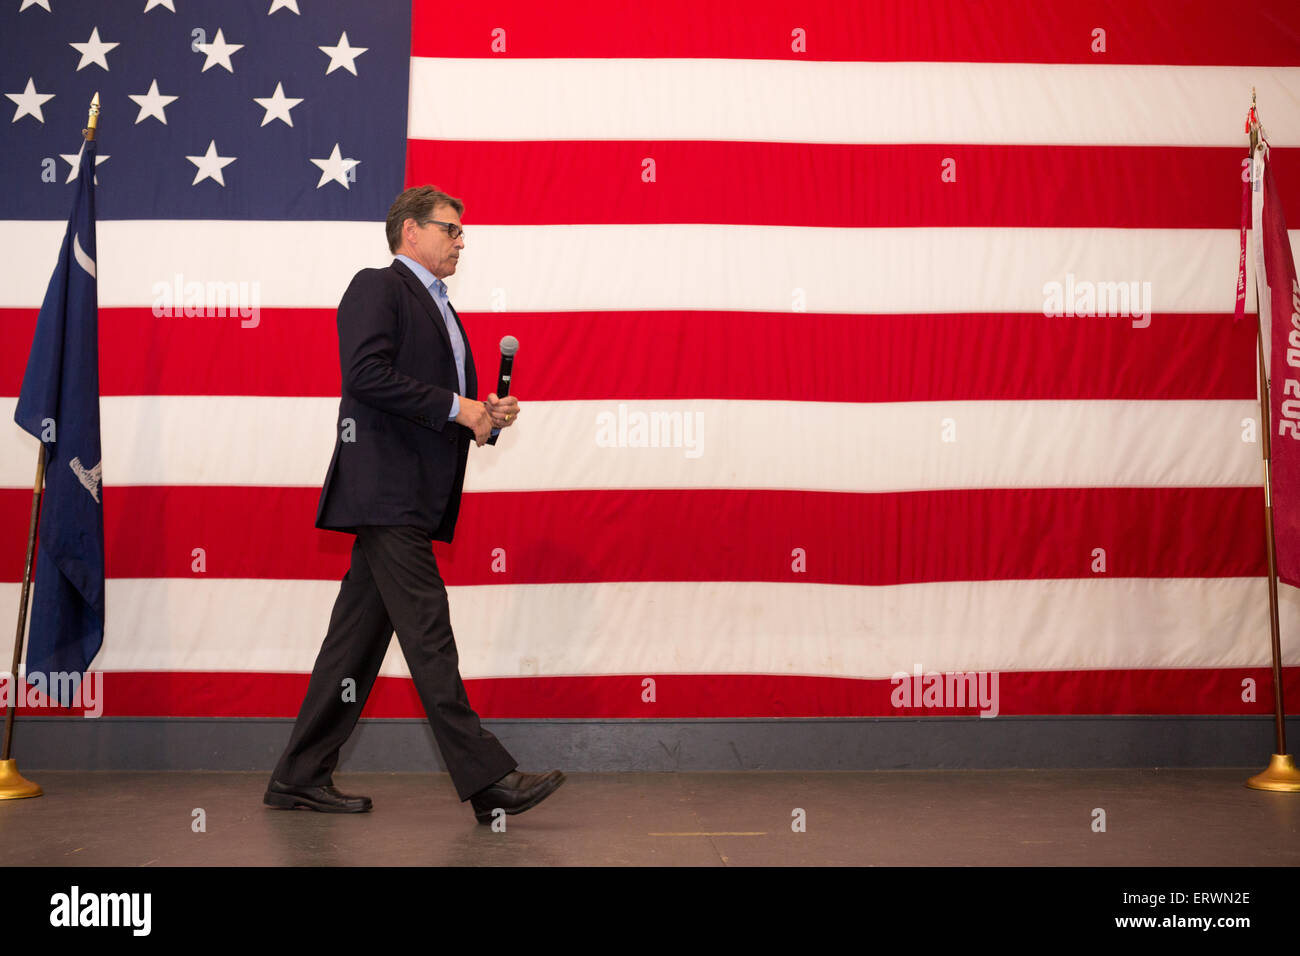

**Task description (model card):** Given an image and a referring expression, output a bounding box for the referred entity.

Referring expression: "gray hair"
[386,185,464,253]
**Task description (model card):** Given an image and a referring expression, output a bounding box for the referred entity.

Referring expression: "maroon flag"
[1254,141,1300,586]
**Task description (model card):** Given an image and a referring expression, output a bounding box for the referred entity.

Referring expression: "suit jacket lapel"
[392,259,453,355]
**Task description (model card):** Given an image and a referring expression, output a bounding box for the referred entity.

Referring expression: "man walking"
[265,185,564,824]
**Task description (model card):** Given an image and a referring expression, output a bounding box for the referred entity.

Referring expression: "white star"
[6,77,54,124]
[70,27,120,72]
[253,82,303,127]
[143,0,175,10]
[20,0,52,12]
[310,143,360,189]
[186,140,236,186]
[268,0,299,13]
[195,28,243,73]
[128,79,179,125]
[58,142,109,184]
[318,32,367,75]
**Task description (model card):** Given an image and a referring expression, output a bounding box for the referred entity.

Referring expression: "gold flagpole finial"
[1248,89,1262,154]
[84,91,100,142]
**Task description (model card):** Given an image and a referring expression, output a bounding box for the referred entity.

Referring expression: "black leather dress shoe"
[263,779,373,813]
[469,770,565,824]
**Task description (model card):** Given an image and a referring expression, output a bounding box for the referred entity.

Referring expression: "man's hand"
[454,397,494,446]
[485,393,520,430]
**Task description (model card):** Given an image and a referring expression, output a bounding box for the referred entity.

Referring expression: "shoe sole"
[474,772,566,824]
[263,791,372,813]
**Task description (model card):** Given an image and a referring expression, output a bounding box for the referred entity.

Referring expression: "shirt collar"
[395,254,445,297]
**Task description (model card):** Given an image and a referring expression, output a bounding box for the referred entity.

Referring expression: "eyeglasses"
[420,219,464,241]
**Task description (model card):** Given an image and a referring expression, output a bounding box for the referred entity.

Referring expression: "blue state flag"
[13,138,104,701]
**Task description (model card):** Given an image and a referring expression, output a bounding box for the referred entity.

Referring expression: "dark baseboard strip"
[12,715,1300,772]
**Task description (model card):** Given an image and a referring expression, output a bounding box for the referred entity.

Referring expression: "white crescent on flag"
[72,232,95,279]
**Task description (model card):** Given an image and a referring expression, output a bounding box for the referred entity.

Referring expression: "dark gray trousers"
[270,525,517,800]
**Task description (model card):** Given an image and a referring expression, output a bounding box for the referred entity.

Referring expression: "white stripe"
[442,226,1297,315]
[1,221,1296,312]
[0,397,1262,490]
[4,578,1295,678]
[409,59,1300,146]
[0,220,389,309]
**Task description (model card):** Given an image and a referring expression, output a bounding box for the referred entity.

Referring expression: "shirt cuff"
[449,394,460,420]
[491,427,501,437]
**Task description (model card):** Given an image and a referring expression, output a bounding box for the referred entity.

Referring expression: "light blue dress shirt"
[395,254,465,421]
[394,255,501,438]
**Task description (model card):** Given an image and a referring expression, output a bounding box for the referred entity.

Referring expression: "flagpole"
[0,92,100,801]
[0,442,46,799]
[1245,90,1300,792]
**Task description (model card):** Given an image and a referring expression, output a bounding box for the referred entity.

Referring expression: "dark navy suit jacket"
[315,258,477,542]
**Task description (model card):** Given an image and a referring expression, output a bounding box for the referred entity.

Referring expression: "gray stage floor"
[1,768,1296,866]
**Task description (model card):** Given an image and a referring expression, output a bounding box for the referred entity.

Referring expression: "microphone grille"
[499,335,519,357]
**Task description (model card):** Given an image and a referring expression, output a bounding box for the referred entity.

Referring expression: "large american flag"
[3,0,1300,720]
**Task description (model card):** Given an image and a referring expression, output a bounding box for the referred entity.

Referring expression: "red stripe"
[408,142,1300,229]
[410,0,1300,65]
[13,668,1300,717]
[0,486,1266,584]
[0,307,340,397]
[0,309,1257,401]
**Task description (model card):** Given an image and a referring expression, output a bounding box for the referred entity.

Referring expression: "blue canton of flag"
[0,1,410,220]
[14,137,104,700]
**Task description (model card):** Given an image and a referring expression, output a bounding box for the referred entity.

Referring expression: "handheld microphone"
[486,335,518,446]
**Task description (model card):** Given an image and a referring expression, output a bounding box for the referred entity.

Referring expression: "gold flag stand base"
[1246,753,1300,792]
[0,759,42,799]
